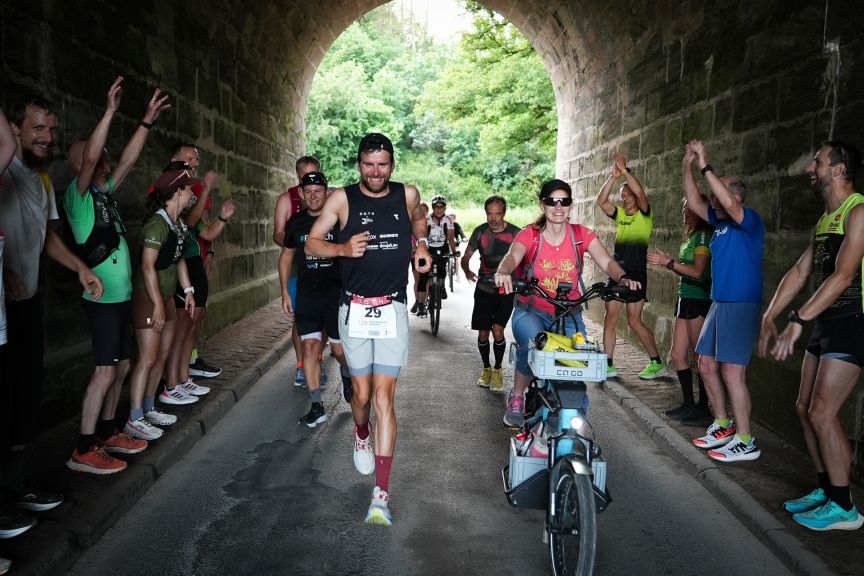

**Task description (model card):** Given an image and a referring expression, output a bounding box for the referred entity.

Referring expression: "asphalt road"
[68,276,792,576]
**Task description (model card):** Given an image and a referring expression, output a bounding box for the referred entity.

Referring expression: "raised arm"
[682,143,709,222]
[183,171,218,228]
[596,156,621,217]
[0,107,15,174]
[78,76,124,195]
[690,140,744,224]
[198,198,235,242]
[111,87,171,189]
[616,152,649,213]
[272,193,292,246]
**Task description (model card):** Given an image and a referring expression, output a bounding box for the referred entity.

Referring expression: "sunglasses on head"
[542,196,573,207]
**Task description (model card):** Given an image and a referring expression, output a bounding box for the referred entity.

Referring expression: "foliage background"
[305,0,557,217]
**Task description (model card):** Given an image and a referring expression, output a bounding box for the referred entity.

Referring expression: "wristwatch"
[666,259,676,270]
[788,309,806,325]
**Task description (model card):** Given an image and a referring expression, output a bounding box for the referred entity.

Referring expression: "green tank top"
[813,192,864,319]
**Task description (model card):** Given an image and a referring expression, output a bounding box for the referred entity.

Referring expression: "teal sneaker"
[638,359,668,379]
[607,365,619,378]
[784,488,829,513]
[793,501,864,531]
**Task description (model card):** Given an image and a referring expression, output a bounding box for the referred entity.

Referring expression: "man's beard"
[21,147,50,169]
[361,175,389,194]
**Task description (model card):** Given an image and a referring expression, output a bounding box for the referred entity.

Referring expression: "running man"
[596,152,667,379]
[759,141,864,531]
[461,195,520,391]
[306,133,430,526]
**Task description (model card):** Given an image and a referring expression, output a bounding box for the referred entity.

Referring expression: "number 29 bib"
[348,295,397,339]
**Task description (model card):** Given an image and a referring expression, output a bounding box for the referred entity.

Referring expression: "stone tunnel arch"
[2,0,864,442]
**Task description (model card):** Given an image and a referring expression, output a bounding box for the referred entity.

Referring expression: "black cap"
[357,133,395,162]
[538,178,572,199]
[300,171,328,187]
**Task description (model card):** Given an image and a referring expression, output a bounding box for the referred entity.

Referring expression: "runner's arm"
[759,242,813,357]
[586,237,640,290]
[273,193,291,246]
[112,87,171,189]
[278,246,295,316]
[682,144,709,222]
[306,188,349,258]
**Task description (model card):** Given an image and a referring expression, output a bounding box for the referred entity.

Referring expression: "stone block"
[714,96,734,136]
[621,99,645,134]
[767,119,815,172]
[664,118,683,151]
[640,122,665,158]
[733,79,778,131]
[778,58,824,122]
[683,104,713,141]
[777,175,824,230]
[214,117,236,151]
[741,130,768,175]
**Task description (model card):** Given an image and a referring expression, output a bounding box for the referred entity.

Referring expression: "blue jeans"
[512,304,585,377]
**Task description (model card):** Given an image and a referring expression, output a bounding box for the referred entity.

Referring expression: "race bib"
[348,295,397,339]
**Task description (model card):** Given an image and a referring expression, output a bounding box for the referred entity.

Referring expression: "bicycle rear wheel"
[548,459,597,576]
[429,279,441,336]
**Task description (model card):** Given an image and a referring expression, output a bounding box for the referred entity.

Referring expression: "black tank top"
[338,182,412,299]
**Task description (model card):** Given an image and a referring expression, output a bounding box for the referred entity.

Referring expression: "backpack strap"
[568,224,589,308]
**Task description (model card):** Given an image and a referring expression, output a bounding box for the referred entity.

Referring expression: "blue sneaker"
[793,501,864,531]
[784,488,829,513]
[294,367,306,387]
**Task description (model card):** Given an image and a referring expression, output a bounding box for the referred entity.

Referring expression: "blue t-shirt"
[707,206,764,302]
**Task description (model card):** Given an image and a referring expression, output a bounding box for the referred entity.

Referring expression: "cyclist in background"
[494,179,639,428]
[415,195,457,316]
[461,195,520,391]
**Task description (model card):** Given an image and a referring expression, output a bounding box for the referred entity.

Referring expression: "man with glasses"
[759,141,864,531]
[684,140,764,463]
[596,152,667,380]
[64,76,170,473]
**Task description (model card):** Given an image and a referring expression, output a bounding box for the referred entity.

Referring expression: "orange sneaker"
[98,432,148,454]
[66,446,127,475]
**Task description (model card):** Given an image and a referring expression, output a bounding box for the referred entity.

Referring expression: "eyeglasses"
[542,197,573,207]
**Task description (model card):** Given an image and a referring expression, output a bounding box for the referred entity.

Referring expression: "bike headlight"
[569,415,585,430]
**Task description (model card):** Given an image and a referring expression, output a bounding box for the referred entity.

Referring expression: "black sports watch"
[666,259,676,270]
[788,309,806,326]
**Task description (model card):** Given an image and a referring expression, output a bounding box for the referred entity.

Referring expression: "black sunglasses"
[542,197,573,207]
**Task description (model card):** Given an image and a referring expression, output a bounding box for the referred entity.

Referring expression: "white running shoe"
[180,378,210,396]
[159,385,200,405]
[124,417,164,441]
[353,426,375,475]
[364,486,392,526]
[145,408,178,426]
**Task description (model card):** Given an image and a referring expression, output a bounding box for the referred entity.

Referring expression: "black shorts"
[175,255,208,308]
[471,286,515,331]
[805,313,864,367]
[675,297,711,319]
[82,299,133,366]
[295,285,341,340]
[606,268,647,303]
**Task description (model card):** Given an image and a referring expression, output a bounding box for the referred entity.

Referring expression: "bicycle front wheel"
[548,459,597,576]
[429,280,441,336]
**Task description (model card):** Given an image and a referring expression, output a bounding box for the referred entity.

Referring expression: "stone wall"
[1,0,863,450]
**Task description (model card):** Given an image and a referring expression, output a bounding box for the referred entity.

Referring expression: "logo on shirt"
[393,213,399,220]
[360,211,375,226]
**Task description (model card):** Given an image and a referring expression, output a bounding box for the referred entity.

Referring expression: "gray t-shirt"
[0,156,59,300]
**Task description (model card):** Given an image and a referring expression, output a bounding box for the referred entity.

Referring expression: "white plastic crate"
[528,347,607,382]
[508,438,546,488]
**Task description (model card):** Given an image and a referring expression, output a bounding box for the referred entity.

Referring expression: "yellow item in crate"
[533,332,589,367]
[572,332,586,346]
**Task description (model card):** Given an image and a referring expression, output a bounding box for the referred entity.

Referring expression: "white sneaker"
[159,385,200,405]
[124,417,164,441]
[364,486,392,526]
[180,378,210,396]
[353,426,375,475]
[145,408,178,426]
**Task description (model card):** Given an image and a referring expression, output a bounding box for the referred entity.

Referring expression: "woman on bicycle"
[647,198,713,425]
[494,179,639,428]
[125,167,197,441]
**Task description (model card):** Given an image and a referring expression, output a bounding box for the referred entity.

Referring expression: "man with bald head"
[683,140,765,463]
[64,76,169,474]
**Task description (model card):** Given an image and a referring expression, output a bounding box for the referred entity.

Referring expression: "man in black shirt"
[279,171,349,427]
